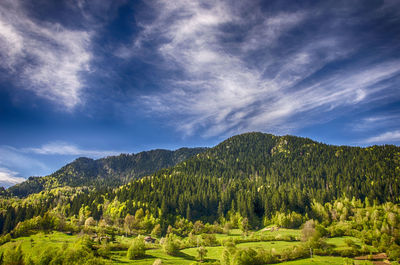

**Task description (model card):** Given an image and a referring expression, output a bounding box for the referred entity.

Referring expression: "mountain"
[116,132,400,223]
[1,132,400,234]
[7,147,207,197]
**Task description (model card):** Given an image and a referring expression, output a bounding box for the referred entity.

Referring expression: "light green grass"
[237,240,301,252]
[256,228,302,239]
[326,236,362,250]
[110,249,195,265]
[0,230,373,265]
[279,255,373,265]
[0,232,76,257]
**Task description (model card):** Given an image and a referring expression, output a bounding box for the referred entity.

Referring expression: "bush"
[3,243,24,265]
[201,234,218,246]
[342,258,355,265]
[233,248,264,265]
[163,234,181,256]
[127,236,146,260]
[280,246,308,261]
[97,243,112,258]
[389,244,400,261]
[0,234,11,245]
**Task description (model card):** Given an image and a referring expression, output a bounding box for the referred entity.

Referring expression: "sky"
[0,0,400,187]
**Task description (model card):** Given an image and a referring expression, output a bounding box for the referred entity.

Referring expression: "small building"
[144,236,156,243]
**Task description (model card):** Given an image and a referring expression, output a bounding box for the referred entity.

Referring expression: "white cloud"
[23,142,123,157]
[0,143,123,183]
[0,146,49,172]
[364,130,400,144]
[351,114,400,132]
[0,167,26,188]
[0,0,92,109]
[133,0,400,137]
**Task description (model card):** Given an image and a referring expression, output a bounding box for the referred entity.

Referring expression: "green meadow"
[0,228,378,265]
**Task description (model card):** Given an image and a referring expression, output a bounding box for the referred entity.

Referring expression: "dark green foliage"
[115,132,400,228]
[1,132,400,238]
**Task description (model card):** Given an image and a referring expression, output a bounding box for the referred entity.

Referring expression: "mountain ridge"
[7,147,207,197]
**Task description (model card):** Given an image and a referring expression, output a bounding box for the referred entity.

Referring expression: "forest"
[0,132,399,264]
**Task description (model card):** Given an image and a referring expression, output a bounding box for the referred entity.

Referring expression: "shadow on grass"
[109,254,158,263]
[173,251,196,261]
[203,258,219,263]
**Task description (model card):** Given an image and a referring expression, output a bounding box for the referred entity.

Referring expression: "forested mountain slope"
[117,132,400,224]
[1,132,399,234]
[7,147,207,197]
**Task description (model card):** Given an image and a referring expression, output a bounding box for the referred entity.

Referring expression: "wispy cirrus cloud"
[0,145,50,186]
[352,113,400,132]
[23,142,123,157]
[131,0,400,138]
[0,142,124,185]
[0,0,92,109]
[364,130,400,144]
[0,146,48,172]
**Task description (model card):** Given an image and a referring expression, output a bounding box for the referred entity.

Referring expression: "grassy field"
[279,256,374,265]
[0,232,76,258]
[255,228,302,238]
[106,240,303,264]
[0,230,378,265]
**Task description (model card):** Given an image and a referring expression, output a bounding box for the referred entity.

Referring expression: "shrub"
[127,236,146,260]
[342,258,355,265]
[193,221,205,234]
[201,234,218,246]
[280,246,308,261]
[389,244,400,261]
[0,234,11,245]
[233,248,264,265]
[97,243,112,258]
[3,243,24,265]
[163,234,181,256]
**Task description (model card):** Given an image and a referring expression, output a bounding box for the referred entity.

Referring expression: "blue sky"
[1,0,400,187]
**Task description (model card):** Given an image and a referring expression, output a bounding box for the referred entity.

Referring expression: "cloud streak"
[364,130,400,144]
[132,0,400,138]
[0,142,124,184]
[0,167,26,188]
[0,0,92,109]
[22,142,123,158]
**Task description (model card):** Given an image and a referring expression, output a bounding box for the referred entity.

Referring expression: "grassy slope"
[0,229,374,265]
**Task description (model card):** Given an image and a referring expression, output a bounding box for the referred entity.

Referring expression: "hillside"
[117,132,400,223]
[1,132,399,235]
[7,147,207,197]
